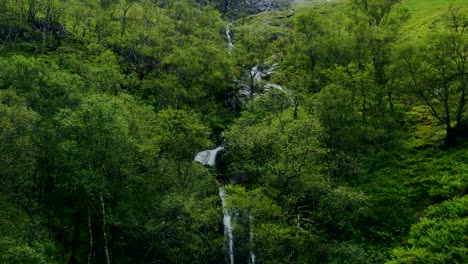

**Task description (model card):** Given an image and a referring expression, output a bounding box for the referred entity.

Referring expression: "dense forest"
[0,0,467,263]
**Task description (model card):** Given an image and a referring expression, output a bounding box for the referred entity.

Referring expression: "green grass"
[399,0,468,37]
[346,103,468,253]
[235,0,468,257]
[290,0,467,37]
[238,0,350,34]
[291,0,348,14]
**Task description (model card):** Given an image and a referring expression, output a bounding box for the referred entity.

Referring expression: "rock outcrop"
[216,0,292,17]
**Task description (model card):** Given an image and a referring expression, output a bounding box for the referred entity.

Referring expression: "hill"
[0,0,467,263]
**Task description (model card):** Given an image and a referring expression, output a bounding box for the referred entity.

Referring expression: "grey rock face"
[194,147,224,166]
[217,0,292,17]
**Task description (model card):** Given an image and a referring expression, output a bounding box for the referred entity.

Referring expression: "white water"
[194,145,256,263]
[219,188,235,264]
[194,147,224,166]
[194,147,235,263]
[251,66,264,83]
[264,83,285,92]
[249,215,256,264]
[225,25,235,54]
[225,24,285,100]
[237,63,286,99]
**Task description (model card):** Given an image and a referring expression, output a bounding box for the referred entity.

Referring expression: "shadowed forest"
[0,0,467,263]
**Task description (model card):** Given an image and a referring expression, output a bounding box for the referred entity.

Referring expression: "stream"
[219,187,235,264]
[194,146,256,264]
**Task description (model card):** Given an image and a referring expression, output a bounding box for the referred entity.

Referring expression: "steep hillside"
[0,0,467,263]
[400,0,468,36]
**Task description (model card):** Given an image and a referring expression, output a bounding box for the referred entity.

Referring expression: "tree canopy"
[0,0,467,263]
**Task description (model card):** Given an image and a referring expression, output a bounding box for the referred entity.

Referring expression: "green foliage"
[395,8,468,146]
[352,0,402,27]
[224,185,370,263]
[280,8,355,93]
[229,22,279,101]
[224,98,373,262]
[0,55,83,115]
[312,63,400,179]
[426,195,468,219]
[0,90,38,204]
[143,189,222,263]
[153,108,211,160]
[426,163,468,199]
[1,0,468,263]
[388,196,468,264]
[225,104,325,202]
[0,192,55,263]
[226,186,282,221]
[399,0,468,36]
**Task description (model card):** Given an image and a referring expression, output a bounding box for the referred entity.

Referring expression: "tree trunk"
[444,126,457,149]
[69,212,82,264]
[387,91,395,114]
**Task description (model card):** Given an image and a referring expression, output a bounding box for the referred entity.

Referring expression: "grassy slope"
[232,0,465,255]
[290,0,468,32]
[352,107,468,256]
[400,0,468,36]
[351,0,468,256]
[282,0,468,255]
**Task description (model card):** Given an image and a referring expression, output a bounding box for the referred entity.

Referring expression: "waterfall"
[251,66,264,83]
[249,215,256,264]
[195,146,256,264]
[194,147,235,263]
[264,83,285,92]
[219,187,235,264]
[224,24,285,101]
[225,24,234,54]
[238,63,286,99]
[194,147,224,166]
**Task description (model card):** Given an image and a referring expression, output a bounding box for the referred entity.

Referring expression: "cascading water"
[194,146,224,166]
[248,215,256,264]
[194,146,236,264]
[225,25,235,54]
[219,187,235,264]
[264,83,285,92]
[238,62,286,99]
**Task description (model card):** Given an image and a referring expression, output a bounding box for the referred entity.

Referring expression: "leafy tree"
[0,90,56,262]
[136,3,233,124]
[0,193,55,263]
[55,94,156,263]
[223,182,370,263]
[225,100,325,205]
[153,108,211,161]
[223,93,371,262]
[397,9,468,147]
[117,0,137,37]
[352,0,401,27]
[231,24,276,100]
[0,89,38,209]
[281,4,402,170]
[0,55,83,115]
[312,63,399,178]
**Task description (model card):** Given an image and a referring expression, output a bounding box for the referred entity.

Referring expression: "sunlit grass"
[399,0,468,36]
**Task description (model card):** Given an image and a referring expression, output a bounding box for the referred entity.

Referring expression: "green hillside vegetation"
[0,0,467,263]
[401,0,468,35]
